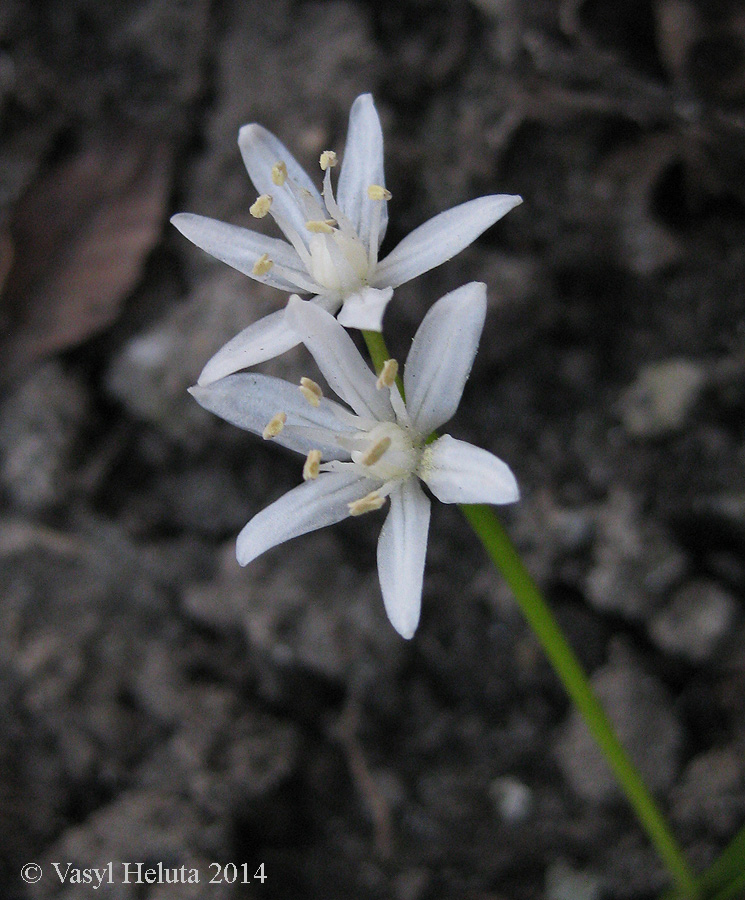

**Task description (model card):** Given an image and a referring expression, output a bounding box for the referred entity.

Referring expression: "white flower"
[189,282,519,639]
[172,94,522,386]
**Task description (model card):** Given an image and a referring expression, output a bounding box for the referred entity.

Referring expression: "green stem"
[460,504,698,899]
[362,329,698,899]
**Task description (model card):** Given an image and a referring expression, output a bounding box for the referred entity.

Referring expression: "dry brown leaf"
[0,132,172,385]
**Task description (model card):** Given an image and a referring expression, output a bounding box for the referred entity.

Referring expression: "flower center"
[307,231,369,294]
[351,421,420,482]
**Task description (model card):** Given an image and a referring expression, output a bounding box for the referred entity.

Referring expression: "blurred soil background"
[1,0,745,897]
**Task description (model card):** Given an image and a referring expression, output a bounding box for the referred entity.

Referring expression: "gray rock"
[585,490,687,620]
[672,745,745,838]
[649,579,738,662]
[545,859,602,900]
[0,361,88,512]
[183,532,404,686]
[555,641,682,803]
[619,358,706,437]
[490,775,534,823]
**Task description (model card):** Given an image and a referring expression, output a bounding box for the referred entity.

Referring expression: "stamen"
[305,219,336,234]
[262,411,287,440]
[302,449,322,481]
[252,253,274,276]
[360,436,391,467]
[299,376,323,407]
[348,491,385,516]
[250,194,273,218]
[319,150,338,171]
[367,184,392,201]
[271,161,288,186]
[376,359,399,390]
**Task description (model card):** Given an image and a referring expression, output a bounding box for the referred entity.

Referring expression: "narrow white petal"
[337,94,388,249]
[377,479,431,639]
[238,124,324,246]
[236,470,376,566]
[171,213,309,290]
[286,296,394,422]
[372,194,522,289]
[420,435,519,505]
[336,286,394,332]
[404,282,486,435]
[197,309,301,385]
[189,373,355,459]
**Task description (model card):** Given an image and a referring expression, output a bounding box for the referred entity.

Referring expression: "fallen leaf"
[0,131,173,385]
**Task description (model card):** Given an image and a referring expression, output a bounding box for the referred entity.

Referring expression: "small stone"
[585,490,687,621]
[649,579,738,662]
[489,776,533,823]
[545,859,602,900]
[672,746,745,836]
[0,361,88,512]
[619,358,706,437]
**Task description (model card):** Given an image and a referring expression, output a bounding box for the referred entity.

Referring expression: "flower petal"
[236,470,374,566]
[404,282,486,435]
[337,94,387,249]
[171,213,314,291]
[335,286,393,332]
[286,296,394,422]
[420,435,519,505]
[238,124,324,246]
[377,479,431,639]
[372,194,522,289]
[189,373,355,459]
[197,309,301,385]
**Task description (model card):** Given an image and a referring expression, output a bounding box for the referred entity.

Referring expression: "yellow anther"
[305,219,336,234]
[360,437,391,467]
[376,358,399,390]
[271,161,288,186]
[250,194,273,218]
[299,376,323,407]
[252,253,274,276]
[348,491,385,516]
[319,150,338,171]
[262,411,287,440]
[302,449,322,481]
[367,184,392,201]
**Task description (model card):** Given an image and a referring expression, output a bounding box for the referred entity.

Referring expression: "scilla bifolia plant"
[175,94,742,899]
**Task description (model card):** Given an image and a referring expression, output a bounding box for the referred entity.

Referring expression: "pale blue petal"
[236,470,375,566]
[286,296,394,422]
[189,373,355,460]
[372,194,522,289]
[377,479,431,639]
[171,213,312,291]
[197,309,301,385]
[420,435,519,505]
[238,124,324,246]
[336,286,393,332]
[337,94,387,249]
[404,282,486,435]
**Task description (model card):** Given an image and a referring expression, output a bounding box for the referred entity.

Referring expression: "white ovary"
[348,420,421,483]
[306,229,370,295]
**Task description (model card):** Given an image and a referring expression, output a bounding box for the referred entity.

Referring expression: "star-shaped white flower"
[172,94,522,386]
[189,282,518,639]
